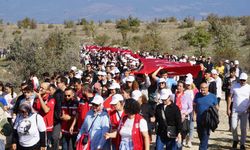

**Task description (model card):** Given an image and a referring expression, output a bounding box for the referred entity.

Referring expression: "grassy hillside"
[0,20,250,78]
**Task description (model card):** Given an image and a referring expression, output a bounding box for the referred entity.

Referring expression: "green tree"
[116,16,140,42]
[7,31,80,84]
[181,26,212,55]
[17,17,37,29]
[64,20,75,28]
[82,20,96,38]
[93,34,110,46]
[244,21,250,45]
[138,21,165,52]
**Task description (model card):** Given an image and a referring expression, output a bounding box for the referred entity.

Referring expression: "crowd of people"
[0,46,249,150]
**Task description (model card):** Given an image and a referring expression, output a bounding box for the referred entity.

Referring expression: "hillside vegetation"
[0,15,250,85]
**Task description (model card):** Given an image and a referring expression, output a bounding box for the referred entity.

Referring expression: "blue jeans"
[62,134,77,150]
[156,135,177,150]
[197,123,210,150]
[189,114,194,139]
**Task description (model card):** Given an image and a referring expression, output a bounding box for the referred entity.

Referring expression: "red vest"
[61,100,79,134]
[33,94,55,132]
[77,101,91,130]
[110,110,125,149]
[118,114,144,150]
[175,92,184,110]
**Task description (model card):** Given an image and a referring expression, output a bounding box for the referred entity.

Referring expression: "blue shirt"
[194,92,218,123]
[0,97,7,107]
[77,109,110,150]
[157,77,177,89]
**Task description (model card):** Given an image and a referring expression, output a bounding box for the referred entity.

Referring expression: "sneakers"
[240,145,245,150]
[232,141,238,149]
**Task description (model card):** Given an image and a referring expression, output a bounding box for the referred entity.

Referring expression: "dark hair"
[49,84,57,90]
[19,102,32,115]
[124,98,141,115]
[230,67,236,73]
[5,83,14,98]
[23,84,34,93]
[0,81,4,91]
[74,78,82,84]
[160,69,168,75]
[57,76,68,85]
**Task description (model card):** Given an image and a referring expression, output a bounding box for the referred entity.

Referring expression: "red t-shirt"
[33,94,55,132]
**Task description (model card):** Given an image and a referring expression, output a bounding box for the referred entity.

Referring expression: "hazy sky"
[0,0,249,23]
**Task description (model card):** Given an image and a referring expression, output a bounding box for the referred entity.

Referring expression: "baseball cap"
[126,76,135,82]
[109,82,120,90]
[239,72,248,80]
[71,66,77,72]
[131,90,142,101]
[234,60,239,65]
[211,69,218,75]
[186,73,193,80]
[158,78,165,83]
[160,89,172,100]
[97,71,102,76]
[185,78,193,85]
[110,94,124,105]
[92,95,104,105]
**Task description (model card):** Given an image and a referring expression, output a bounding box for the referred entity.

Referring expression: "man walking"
[194,82,218,150]
[227,73,250,150]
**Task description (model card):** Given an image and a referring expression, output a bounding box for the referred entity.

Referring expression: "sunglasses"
[240,80,246,82]
[20,110,27,114]
[92,103,99,107]
[65,95,71,97]
[159,82,165,84]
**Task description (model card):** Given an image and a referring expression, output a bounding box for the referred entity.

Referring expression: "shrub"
[48,24,54,29]
[64,20,75,28]
[93,34,110,46]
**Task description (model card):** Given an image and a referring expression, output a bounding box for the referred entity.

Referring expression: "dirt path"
[151,98,250,150]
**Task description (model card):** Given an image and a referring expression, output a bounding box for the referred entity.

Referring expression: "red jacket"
[33,94,55,132]
[118,114,144,150]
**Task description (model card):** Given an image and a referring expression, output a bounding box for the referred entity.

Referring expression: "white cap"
[126,76,135,82]
[239,72,248,80]
[234,60,239,65]
[92,95,104,105]
[186,73,193,79]
[101,71,107,76]
[131,90,142,101]
[71,66,77,71]
[75,74,82,79]
[211,69,218,75]
[77,70,83,75]
[97,71,102,76]
[109,82,120,89]
[160,89,172,100]
[185,78,193,85]
[158,78,165,83]
[110,63,115,66]
[225,60,229,63]
[110,94,124,105]
[115,69,120,74]
[130,61,136,66]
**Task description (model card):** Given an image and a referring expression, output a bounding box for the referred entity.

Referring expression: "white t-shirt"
[14,113,46,147]
[214,77,222,98]
[230,83,250,112]
[4,92,17,118]
[119,118,148,142]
